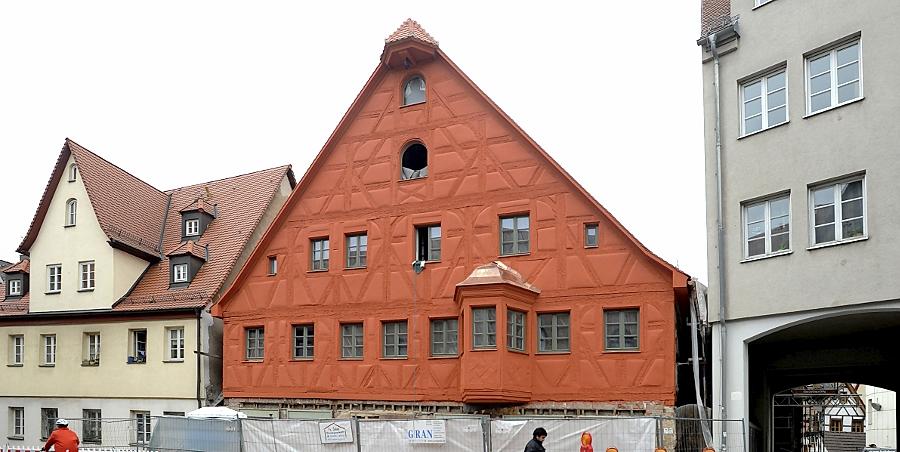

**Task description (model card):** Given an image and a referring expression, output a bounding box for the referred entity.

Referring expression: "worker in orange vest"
[42,418,80,452]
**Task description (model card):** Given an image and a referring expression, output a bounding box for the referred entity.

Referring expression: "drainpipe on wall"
[708,31,729,452]
[196,307,203,408]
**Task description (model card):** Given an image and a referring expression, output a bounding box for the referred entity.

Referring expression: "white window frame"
[83,409,102,443]
[68,163,78,182]
[167,327,185,360]
[130,329,147,363]
[742,194,791,259]
[809,176,867,247]
[42,334,56,365]
[185,218,200,236]
[805,39,863,115]
[173,263,188,283]
[65,199,77,226]
[9,407,24,438]
[85,332,101,363]
[132,410,151,444]
[754,0,775,7]
[47,264,62,293]
[80,260,95,290]
[740,68,788,136]
[8,279,21,295]
[10,335,24,365]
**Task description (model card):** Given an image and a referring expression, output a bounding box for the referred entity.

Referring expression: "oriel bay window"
[506,310,525,352]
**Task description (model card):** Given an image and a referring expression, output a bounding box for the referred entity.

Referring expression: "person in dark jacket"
[524,427,547,452]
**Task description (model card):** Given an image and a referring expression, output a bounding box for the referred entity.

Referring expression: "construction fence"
[4,415,750,452]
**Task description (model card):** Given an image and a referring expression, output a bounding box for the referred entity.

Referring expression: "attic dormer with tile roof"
[21,143,153,313]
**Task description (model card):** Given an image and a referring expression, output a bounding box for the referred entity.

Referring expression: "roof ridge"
[164,164,291,193]
[385,18,438,47]
[65,138,165,196]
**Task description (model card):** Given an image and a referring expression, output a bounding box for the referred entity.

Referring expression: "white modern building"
[863,386,897,449]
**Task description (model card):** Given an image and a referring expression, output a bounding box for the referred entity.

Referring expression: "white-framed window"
[130,329,147,363]
[246,327,264,360]
[416,224,441,261]
[84,332,101,364]
[743,194,791,258]
[310,238,329,271]
[507,309,526,352]
[472,307,496,349]
[47,264,62,293]
[185,218,200,236]
[173,263,188,283]
[132,411,151,444]
[584,223,599,248]
[9,407,24,438]
[605,309,639,351]
[68,163,78,182]
[8,279,21,295]
[807,39,862,114]
[430,318,458,356]
[292,324,314,359]
[754,0,775,7]
[80,261,95,290]
[10,335,24,365]
[65,198,77,226]
[538,312,570,353]
[83,409,102,443]
[40,407,58,440]
[500,215,530,255]
[267,255,278,275]
[167,327,185,360]
[341,323,364,358]
[402,76,426,106]
[810,176,866,245]
[741,69,787,135]
[345,233,367,268]
[41,334,56,365]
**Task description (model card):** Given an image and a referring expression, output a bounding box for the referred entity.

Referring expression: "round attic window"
[401,143,428,180]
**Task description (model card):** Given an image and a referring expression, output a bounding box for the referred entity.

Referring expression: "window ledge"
[803,96,865,119]
[162,359,185,363]
[242,359,264,363]
[339,357,364,361]
[380,356,409,360]
[400,101,426,109]
[7,436,23,441]
[78,288,95,293]
[45,291,61,295]
[64,224,76,228]
[398,176,428,183]
[509,349,528,355]
[536,351,571,355]
[807,235,868,251]
[343,266,367,271]
[471,347,497,352]
[428,354,459,359]
[603,349,641,354]
[81,363,100,367]
[738,120,790,140]
[6,363,23,367]
[740,249,793,263]
[499,252,531,258]
[38,363,56,367]
[307,269,329,274]
[291,357,315,361]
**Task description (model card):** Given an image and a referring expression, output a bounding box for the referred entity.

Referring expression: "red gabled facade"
[216,20,690,410]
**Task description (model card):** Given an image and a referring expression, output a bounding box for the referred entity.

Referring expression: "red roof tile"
[0,294,29,316]
[166,240,208,261]
[701,0,732,36]
[114,165,293,311]
[180,197,216,215]
[385,19,438,47]
[2,259,29,274]
[18,139,168,258]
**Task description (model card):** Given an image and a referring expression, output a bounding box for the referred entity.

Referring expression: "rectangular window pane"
[506,310,525,351]
[246,327,264,360]
[809,54,831,76]
[383,321,408,358]
[311,238,329,271]
[767,71,786,91]
[810,72,831,94]
[836,43,859,66]
[431,319,458,356]
[538,312,570,352]
[605,309,639,350]
[342,323,363,358]
[472,307,496,348]
[346,234,367,268]
[743,80,762,100]
[584,223,599,247]
[293,325,314,358]
[500,215,530,255]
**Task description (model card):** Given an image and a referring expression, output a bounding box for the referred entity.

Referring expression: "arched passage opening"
[747,311,900,452]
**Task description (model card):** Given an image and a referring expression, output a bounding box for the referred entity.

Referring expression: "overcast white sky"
[0,2,708,282]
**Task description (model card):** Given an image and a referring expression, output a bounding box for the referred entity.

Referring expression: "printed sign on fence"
[405,419,446,444]
[319,420,354,444]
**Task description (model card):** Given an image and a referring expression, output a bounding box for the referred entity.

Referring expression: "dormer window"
[401,143,428,180]
[68,163,78,182]
[8,280,21,296]
[65,199,77,226]
[173,263,188,283]
[403,76,426,106]
[185,219,200,237]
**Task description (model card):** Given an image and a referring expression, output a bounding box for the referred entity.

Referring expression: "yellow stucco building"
[0,139,293,446]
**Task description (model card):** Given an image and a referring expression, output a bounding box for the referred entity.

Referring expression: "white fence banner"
[359,417,484,451]
[242,418,357,452]
[320,420,354,444]
[490,417,657,452]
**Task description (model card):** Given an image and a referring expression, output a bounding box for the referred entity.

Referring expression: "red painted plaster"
[217,35,686,406]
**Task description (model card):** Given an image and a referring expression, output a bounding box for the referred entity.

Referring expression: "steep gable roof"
[216,20,689,311]
[386,18,438,47]
[17,139,168,259]
[113,165,293,311]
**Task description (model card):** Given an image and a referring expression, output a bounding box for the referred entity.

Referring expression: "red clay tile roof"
[2,259,29,274]
[180,197,216,215]
[167,240,208,261]
[701,0,732,36]
[113,165,292,312]
[18,139,168,258]
[385,19,438,47]
[0,294,29,316]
